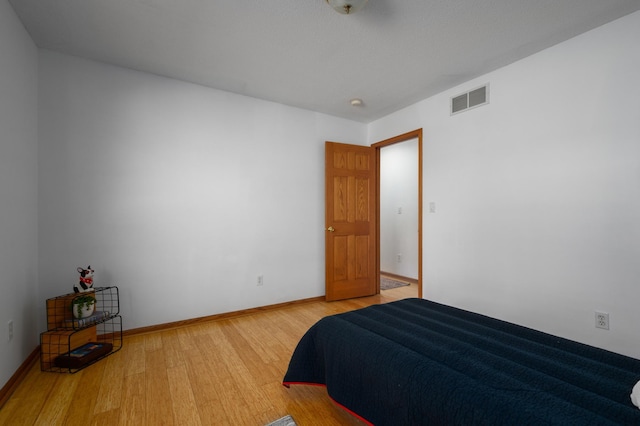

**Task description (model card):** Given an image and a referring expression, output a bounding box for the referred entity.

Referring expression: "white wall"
[369,11,640,358]
[38,51,367,331]
[380,139,418,278]
[0,1,39,388]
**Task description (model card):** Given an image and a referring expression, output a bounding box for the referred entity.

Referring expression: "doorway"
[323,131,422,301]
[374,130,422,298]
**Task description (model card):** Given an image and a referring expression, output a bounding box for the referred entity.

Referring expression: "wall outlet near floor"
[8,320,13,342]
[257,275,264,286]
[595,311,609,330]
[397,254,402,263]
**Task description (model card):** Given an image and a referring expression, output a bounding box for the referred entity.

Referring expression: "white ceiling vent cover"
[451,84,489,115]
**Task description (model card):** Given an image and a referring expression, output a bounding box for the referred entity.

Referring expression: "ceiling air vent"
[451,84,489,115]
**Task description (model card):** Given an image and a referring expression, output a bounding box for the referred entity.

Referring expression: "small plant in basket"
[71,294,96,319]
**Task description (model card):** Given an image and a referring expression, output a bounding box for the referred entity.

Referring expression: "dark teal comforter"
[283,298,640,425]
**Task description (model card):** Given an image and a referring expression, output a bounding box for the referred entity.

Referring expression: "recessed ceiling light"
[350,98,364,107]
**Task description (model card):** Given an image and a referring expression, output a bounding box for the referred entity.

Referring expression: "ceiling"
[9,0,640,123]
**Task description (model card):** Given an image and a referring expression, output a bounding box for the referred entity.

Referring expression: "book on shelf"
[61,310,110,328]
[54,342,113,368]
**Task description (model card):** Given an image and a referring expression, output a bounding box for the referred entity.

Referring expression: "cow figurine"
[75,266,95,293]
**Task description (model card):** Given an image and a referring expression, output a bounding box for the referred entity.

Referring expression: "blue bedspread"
[283,298,640,425]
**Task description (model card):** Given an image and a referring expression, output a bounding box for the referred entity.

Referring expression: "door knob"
[327,226,335,232]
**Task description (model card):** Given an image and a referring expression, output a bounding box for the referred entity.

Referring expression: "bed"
[282,298,640,425]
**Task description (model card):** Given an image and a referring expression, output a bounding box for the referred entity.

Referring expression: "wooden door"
[325,142,377,301]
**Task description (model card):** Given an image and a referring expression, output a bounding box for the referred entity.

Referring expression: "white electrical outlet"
[8,320,13,342]
[397,254,402,263]
[595,311,609,330]
[257,275,264,286]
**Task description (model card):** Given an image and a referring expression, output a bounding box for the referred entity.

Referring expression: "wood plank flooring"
[0,283,417,426]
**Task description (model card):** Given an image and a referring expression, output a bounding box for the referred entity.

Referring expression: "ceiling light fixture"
[350,98,364,107]
[326,0,368,15]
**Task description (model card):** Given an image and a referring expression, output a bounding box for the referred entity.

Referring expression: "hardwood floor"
[0,284,418,426]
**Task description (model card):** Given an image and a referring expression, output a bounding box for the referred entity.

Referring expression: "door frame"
[373,129,423,298]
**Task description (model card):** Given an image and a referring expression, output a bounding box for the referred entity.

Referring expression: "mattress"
[283,298,640,425]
